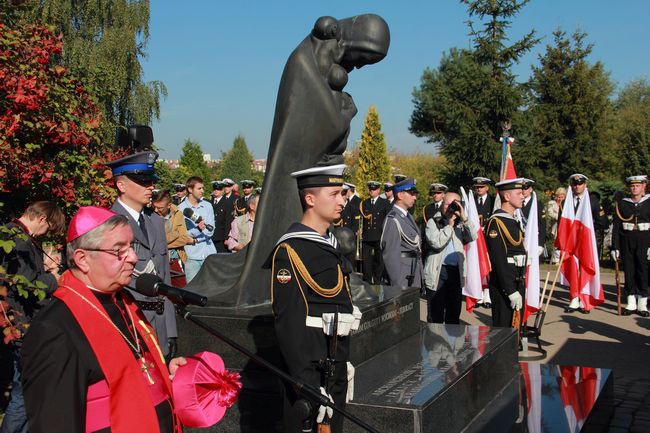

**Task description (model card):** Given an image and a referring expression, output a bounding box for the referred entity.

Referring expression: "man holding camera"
[423,193,477,324]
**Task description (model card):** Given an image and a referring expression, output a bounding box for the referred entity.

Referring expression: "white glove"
[351,305,362,331]
[316,387,334,423]
[537,246,544,257]
[647,248,650,260]
[322,313,355,336]
[345,362,355,403]
[508,292,523,310]
[610,250,620,261]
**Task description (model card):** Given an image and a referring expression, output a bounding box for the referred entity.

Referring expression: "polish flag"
[554,188,604,310]
[462,188,491,312]
[523,193,540,322]
[521,362,542,433]
[558,366,600,433]
[500,136,518,181]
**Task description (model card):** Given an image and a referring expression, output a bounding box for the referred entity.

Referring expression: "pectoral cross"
[140,357,155,385]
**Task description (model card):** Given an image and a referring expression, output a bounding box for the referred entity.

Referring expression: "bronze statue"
[188,14,390,305]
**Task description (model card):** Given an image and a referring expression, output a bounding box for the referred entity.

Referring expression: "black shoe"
[622,309,633,316]
[579,308,590,314]
[483,302,491,309]
[638,310,650,318]
[565,307,579,313]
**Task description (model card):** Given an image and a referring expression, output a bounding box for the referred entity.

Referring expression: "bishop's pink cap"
[67,206,117,242]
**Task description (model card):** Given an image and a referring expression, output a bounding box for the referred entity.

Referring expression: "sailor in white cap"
[485,178,527,328]
[266,164,359,433]
[611,175,650,317]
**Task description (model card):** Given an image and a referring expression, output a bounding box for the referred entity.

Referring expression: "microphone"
[182,208,214,232]
[134,274,208,307]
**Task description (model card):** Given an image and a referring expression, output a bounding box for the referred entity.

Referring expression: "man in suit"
[360,181,389,284]
[211,180,230,253]
[107,151,177,359]
[381,177,423,288]
[473,177,494,229]
[521,179,546,256]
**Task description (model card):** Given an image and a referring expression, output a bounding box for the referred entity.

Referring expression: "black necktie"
[138,213,148,240]
[479,197,483,207]
[575,197,580,212]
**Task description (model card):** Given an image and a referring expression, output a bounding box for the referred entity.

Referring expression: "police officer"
[107,151,178,358]
[234,180,256,216]
[266,164,359,433]
[211,180,230,253]
[381,177,423,288]
[611,175,650,317]
[473,177,494,228]
[485,178,527,328]
[359,181,390,284]
[422,183,447,226]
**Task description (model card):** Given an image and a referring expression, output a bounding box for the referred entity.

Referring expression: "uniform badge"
[489,230,498,238]
[276,269,291,284]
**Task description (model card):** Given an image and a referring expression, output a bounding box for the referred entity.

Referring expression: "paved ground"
[423,265,650,433]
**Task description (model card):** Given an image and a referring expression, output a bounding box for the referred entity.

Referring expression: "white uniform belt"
[622,222,650,231]
[305,315,325,328]
[507,255,527,266]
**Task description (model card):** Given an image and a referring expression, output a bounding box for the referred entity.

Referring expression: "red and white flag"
[523,193,540,322]
[461,188,491,312]
[558,366,600,433]
[554,188,604,310]
[521,362,542,433]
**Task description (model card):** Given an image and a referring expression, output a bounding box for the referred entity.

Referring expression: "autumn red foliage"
[0,22,125,219]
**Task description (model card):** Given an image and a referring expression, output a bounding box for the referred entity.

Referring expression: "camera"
[448,201,461,213]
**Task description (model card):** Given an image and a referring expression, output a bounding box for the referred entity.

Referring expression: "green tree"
[614,78,650,178]
[178,139,210,190]
[20,0,167,144]
[354,106,391,197]
[519,30,618,189]
[411,0,538,187]
[219,135,254,185]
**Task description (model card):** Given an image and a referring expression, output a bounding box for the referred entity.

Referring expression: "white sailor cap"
[495,178,526,191]
[522,178,535,188]
[472,177,492,186]
[626,175,648,184]
[429,183,448,193]
[343,182,356,190]
[290,164,346,189]
[221,178,235,186]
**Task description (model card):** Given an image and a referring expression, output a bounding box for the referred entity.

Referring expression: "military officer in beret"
[381,178,423,288]
[521,179,546,256]
[360,181,390,284]
[611,175,650,317]
[107,151,178,358]
[473,177,494,228]
[266,164,359,433]
[211,180,230,253]
[485,178,527,328]
[234,180,256,216]
[422,183,447,225]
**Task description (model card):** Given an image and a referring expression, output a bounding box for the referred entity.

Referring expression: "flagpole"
[539,271,551,307]
[544,251,566,312]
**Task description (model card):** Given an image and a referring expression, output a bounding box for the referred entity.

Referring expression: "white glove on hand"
[508,292,523,311]
[537,246,544,257]
[611,250,620,261]
[316,387,334,423]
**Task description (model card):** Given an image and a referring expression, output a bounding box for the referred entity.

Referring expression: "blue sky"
[142,1,650,160]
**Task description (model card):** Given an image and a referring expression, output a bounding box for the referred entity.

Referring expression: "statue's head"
[338,14,390,72]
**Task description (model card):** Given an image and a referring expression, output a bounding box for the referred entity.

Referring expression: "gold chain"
[282,244,343,298]
[493,217,523,246]
[62,285,143,357]
[359,202,372,220]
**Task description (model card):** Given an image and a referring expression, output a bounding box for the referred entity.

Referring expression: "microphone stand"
[175,305,380,433]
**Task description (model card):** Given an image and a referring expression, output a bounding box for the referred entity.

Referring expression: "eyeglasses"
[84,242,138,261]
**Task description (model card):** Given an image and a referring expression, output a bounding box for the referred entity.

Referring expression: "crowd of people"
[1,144,648,432]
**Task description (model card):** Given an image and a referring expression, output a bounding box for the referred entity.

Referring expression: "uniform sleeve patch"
[276,269,292,284]
[489,230,498,238]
